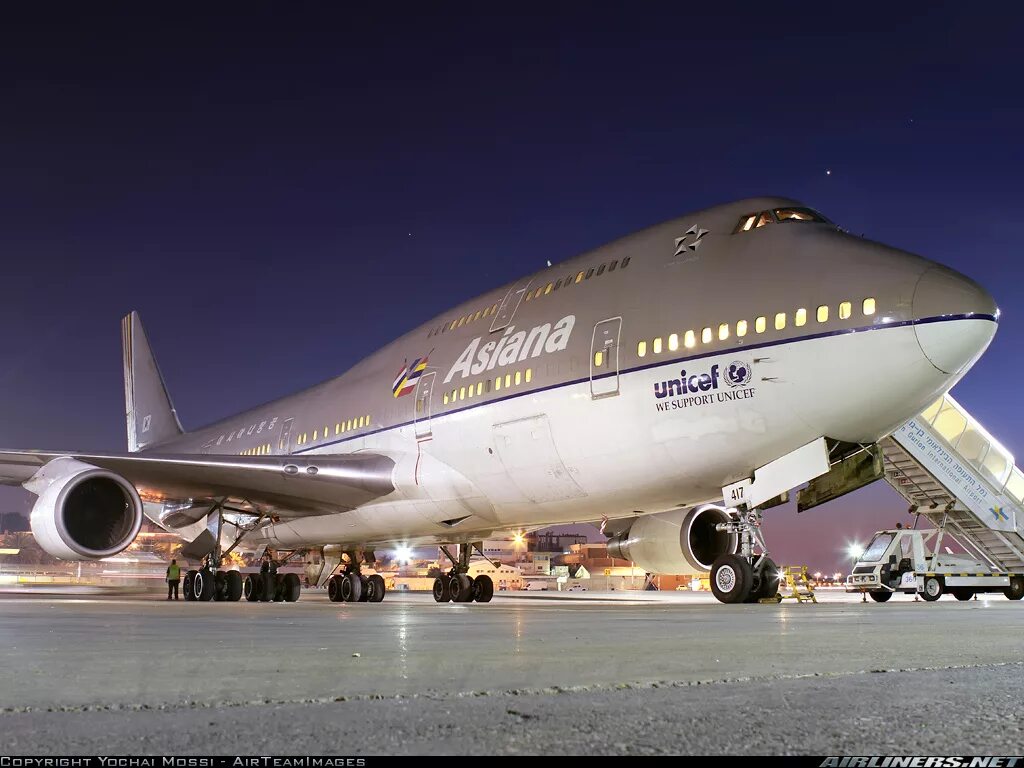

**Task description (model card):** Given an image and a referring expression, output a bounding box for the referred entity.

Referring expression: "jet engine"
[605,504,739,575]
[27,458,144,560]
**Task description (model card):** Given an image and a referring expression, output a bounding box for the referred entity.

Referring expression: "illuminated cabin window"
[534,287,543,299]
[491,303,498,314]
[621,257,631,268]
[335,423,341,435]
[459,316,468,327]
[494,377,502,391]
[524,291,531,302]
[467,385,474,399]
[609,259,618,272]
[476,382,483,395]
[637,340,647,357]
[449,320,457,331]
[525,368,532,383]
[515,371,522,385]
[839,301,852,320]
[701,327,712,344]
[594,350,604,367]
[718,323,729,341]
[575,271,585,284]
[474,310,482,322]
[755,316,766,333]
[775,312,786,330]
[504,373,512,388]
[684,330,696,348]
[653,337,663,354]
[459,386,466,400]
[795,308,807,327]
[596,264,606,276]
[736,320,748,338]
[545,282,553,294]
[313,429,318,441]
[443,392,449,405]
[817,305,829,323]
[863,297,876,315]
[668,333,679,351]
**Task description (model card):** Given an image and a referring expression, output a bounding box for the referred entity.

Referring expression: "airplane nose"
[913,265,998,375]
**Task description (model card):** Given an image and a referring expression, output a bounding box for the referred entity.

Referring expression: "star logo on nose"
[673,225,708,257]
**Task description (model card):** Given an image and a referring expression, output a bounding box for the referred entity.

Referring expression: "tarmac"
[1,588,1023,755]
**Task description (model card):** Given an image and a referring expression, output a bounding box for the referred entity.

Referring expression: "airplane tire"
[327,575,343,602]
[869,590,892,602]
[213,571,227,601]
[244,574,261,602]
[183,570,196,601]
[432,577,450,603]
[193,569,215,602]
[366,574,386,603]
[283,573,301,602]
[1004,576,1024,600]
[745,558,779,603]
[450,574,474,603]
[472,574,494,603]
[357,575,369,602]
[952,588,974,601]
[920,576,943,602]
[710,554,753,604]
[225,570,243,602]
[340,572,363,603]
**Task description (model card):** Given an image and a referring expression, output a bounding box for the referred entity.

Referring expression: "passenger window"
[839,301,852,320]
[459,386,466,400]
[621,257,631,268]
[458,316,467,327]
[637,341,647,357]
[449,320,457,331]
[467,385,474,399]
[594,350,604,367]
[544,283,552,294]
[795,308,807,327]
[701,327,712,344]
[535,287,544,299]
[474,310,482,321]
[817,305,829,323]
[756,316,767,334]
[313,430,318,441]
[477,382,483,395]
[609,260,618,272]
[736,320,748,337]
[553,279,562,291]
[668,333,679,351]
[775,312,786,330]
[718,323,729,340]
[336,423,341,435]
[504,373,512,388]
[653,337,663,354]
[585,268,594,279]
[495,377,502,391]
[486,379,492,393]
[525,368,532,383]
[684,330,696,348]
[863,297,876,315]
[596,264,606,276]
[524,291,532,302]
[514,371,522,385]
[491,303,498,314]
[575,271,585,284]
[443,393,449,405]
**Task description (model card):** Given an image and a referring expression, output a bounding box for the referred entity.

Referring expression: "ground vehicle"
[565,583,587,592]
[846,528,1024,602]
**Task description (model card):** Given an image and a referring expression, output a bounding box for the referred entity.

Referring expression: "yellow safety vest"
[167,563,181,581]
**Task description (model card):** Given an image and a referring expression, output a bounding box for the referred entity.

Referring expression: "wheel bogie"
[449,573,474,603]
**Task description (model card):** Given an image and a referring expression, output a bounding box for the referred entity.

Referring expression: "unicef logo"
[724,361,752,388]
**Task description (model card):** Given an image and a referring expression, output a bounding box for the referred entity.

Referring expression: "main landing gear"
[432,543,494,604]
[326,550,387,604]
[709,508,780,605]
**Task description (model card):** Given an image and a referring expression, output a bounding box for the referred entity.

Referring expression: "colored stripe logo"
[392,354,430,398]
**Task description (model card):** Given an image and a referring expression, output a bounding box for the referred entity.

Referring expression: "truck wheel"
[920,576,943,602]
[1004,576,1024,601]
[952,588,974,601]
[869,590,892,603]
[710,554,753,604]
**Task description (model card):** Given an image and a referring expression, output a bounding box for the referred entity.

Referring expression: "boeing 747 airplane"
[0,197,999,604]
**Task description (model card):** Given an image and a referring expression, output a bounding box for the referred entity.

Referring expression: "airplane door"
[414,371,436,441]
[278,417,294,454]
[489,280,532,333]
[590,317,621,398]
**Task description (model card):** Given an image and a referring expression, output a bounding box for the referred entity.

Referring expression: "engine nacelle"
[606,505,739,575]
[27,458,144,560]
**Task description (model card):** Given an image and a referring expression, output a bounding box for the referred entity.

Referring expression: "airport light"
[512,532,525,545]
[847,542,865,561]
[394,546,413,564]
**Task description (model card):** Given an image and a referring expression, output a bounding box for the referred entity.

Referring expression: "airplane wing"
[0,449,396,517]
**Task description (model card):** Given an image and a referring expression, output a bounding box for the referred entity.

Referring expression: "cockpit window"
[734,211,775,232]
[774,207,829,224]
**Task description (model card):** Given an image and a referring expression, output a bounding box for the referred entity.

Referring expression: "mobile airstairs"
[881,392,1024,577]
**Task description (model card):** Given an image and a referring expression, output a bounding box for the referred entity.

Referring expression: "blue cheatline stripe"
[292,312,997,456]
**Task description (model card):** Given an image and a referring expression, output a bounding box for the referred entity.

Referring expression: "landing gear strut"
[710,508,779,604]
[432,542,493,604]
[327,550,387,604]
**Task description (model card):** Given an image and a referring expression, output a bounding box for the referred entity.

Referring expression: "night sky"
[1,5,1021,572]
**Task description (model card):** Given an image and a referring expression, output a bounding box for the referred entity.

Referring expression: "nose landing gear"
[710,508,779,604]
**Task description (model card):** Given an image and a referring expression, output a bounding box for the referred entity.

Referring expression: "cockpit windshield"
[859,533,894,563]
[734,206,831,233]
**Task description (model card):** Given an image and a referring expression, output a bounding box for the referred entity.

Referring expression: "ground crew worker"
[166,558,181,600]
[261,551,278,600]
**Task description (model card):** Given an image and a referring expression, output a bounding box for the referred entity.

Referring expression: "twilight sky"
[0,4,1021,572]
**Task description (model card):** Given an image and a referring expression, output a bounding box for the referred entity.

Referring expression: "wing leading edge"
[0,450,396,516]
